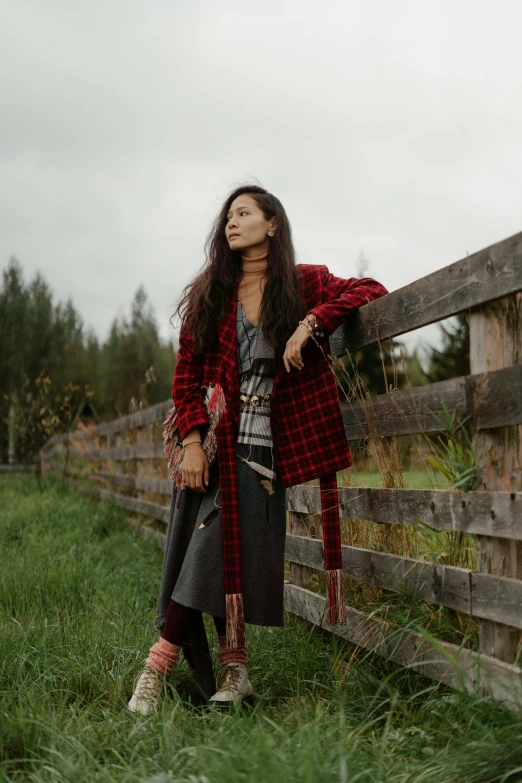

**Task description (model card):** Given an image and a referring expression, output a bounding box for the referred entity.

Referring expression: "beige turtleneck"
[238,251,268,327]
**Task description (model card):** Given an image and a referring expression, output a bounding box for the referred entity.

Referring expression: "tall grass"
[2,475,522,782]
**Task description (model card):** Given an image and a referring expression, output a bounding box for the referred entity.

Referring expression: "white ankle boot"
[209,663,254,705]
[128,664,164,715]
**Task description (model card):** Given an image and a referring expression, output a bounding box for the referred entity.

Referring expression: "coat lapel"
[253,321,275,361]
[218,284,240,410]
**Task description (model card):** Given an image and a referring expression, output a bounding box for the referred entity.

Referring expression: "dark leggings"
[161,599,226,646]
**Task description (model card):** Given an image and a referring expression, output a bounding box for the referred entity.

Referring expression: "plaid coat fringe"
[172,264,388,649]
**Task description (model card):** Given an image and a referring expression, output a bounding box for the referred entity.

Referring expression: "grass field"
[2,475,522,783]
[341,469,442,490]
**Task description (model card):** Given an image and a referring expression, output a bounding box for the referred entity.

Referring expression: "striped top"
[236,297,274,448]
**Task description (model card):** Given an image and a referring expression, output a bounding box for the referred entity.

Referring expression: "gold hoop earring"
[268,229,275,237]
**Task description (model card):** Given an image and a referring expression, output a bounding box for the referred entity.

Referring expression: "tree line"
[0,257,176,463]
[0,256,469,464]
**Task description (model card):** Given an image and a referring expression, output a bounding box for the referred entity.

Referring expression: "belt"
[200,386,271,407]
[240,393,271,407]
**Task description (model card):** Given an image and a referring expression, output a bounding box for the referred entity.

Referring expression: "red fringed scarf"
[216,408,346,652]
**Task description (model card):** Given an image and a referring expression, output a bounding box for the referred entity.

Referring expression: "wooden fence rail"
[0,464,35,474]
[40,230,522,708]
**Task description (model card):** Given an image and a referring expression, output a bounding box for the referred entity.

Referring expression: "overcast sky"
[1,0,521,354]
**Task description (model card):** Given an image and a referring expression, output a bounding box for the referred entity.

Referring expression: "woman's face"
[225,194,275,251]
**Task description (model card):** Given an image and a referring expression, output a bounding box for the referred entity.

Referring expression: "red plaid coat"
[172,264,388,629]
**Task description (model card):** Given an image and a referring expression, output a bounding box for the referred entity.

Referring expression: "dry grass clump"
[291,323,480,646]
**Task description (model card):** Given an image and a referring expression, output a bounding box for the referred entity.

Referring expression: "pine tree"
[0,258,31,462]
[426,313,470,382]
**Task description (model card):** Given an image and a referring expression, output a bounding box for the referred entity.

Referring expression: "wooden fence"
[40,230,522,708]
[0,464,35,474]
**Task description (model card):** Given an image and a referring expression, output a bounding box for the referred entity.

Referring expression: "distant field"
[1,475,521,783]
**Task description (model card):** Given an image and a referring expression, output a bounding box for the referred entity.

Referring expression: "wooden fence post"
[288,512,311,588]
[137,422,153,503]
[470,293,522,662]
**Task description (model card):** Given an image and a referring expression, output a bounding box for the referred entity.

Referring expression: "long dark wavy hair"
[172,185,303,357]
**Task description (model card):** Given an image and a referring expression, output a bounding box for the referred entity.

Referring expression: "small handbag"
[162,383,227,490]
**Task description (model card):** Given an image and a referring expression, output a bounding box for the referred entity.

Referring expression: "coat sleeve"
[307,265,389,336]
[172,321,210,441]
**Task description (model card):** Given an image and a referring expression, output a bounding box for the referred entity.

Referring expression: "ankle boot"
[128,638,180,715]
[209,663,254,705]
[128,664,164,715]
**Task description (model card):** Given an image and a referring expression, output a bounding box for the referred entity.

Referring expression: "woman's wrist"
[301,311,325,339]
[182,426,201,448]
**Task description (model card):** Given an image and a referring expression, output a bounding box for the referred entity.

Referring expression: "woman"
[128,185,388,714]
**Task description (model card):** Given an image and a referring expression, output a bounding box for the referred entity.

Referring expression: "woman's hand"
[181,443,210,492]
[283,322,311,372]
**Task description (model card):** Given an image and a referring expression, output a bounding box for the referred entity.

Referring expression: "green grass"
[338,466,453,490]
[2,476,522,783]
[341,469,440,489]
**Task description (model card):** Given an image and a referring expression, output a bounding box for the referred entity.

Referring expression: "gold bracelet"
[183,440,202,447]
[302,312,325,339]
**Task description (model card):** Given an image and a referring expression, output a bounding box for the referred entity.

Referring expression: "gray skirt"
[169,442,287,627]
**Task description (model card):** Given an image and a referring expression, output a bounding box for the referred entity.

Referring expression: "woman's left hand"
[283,323,311,372]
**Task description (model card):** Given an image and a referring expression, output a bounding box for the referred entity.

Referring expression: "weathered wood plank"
[471,293,522,663]
[340,377,464,439]
[469,364,522,431]
[288,503,321,589]
[97,401,172,436]
[68,479,170,524]
[472,572,522,629]
[138,476,172,494]
[41,358,522,455]
[286,534,522,628]
[51,443,165,461]
[64,467,173,495]
[111,472,172,495]
[340,364,522,439]
[58,462,522,543]
[0,464,35,473]
[287,486,522,541]
[286,533,471,613]
[40,400,172,450]
[330,230,522,354]
[284,583,522,708]
[94,443,164,461]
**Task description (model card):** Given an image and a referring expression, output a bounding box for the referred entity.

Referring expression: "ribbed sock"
[146,638,181,676]
[217,634,248,666]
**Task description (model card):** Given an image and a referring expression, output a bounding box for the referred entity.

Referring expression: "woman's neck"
[241,250,268,276]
